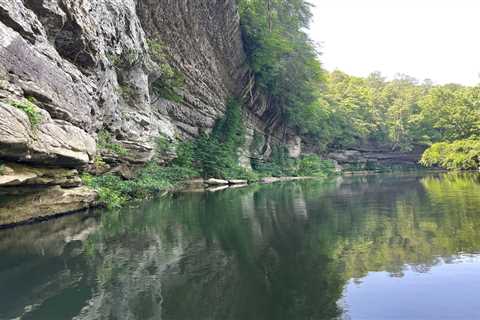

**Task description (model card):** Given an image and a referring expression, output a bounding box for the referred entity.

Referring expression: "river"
[1,173,480,320]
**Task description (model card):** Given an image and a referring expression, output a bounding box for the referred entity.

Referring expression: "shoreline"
[0,175,320,230]
[0,169,460,230]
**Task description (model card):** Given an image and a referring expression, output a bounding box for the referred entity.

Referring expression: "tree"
[238,0,323,138]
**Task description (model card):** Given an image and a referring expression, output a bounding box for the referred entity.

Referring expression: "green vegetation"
[0,162,5,175]
[289,71,480,153]
[237,0,480,168]
[420,140,480,170]
[97,130,129,157]
[253,146,336,178]
[82,163,196,209]
[147,39,184,102]
[85,98,337,209]
[118,84,140,104]
[238,0,323,132]
[84,99,244,208]
[9,98,42,128]
[108,48,142,70]
[154,136,173,158]
[297,155,336,177]
[252,145,294,177]
[190,98,250,179]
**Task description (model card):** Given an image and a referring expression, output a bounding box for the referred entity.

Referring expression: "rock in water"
[205,178,229,186]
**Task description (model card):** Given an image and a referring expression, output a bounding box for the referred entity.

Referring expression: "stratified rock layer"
[0,0,303,224]
[0,186,97,226]
[0,0,300,164]
[0,102,95,167]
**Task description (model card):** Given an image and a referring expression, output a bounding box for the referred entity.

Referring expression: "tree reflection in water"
[1,173,480,320]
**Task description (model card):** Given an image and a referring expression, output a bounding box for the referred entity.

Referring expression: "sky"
[308,0,480,85]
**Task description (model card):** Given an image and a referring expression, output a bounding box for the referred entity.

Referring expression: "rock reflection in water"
[1,173,480,320]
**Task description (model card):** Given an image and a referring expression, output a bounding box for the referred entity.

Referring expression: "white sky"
[308,0,480,85]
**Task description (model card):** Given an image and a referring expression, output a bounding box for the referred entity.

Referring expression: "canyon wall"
[0,0,300,224]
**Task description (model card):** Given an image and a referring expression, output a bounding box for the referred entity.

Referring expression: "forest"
[238,0,480,169]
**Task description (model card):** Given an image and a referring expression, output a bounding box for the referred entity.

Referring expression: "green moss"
[0,163,5,175]
[9,98,42,128]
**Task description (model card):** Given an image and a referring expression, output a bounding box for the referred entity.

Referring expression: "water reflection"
[342,254,480,320]
[1,173,480,319]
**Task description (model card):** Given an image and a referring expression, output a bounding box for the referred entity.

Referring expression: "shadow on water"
[1,172,480,319]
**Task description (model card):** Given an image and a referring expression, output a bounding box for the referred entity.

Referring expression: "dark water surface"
[1,173,480,320]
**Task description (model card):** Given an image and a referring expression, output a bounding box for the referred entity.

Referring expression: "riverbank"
[0,175,321,229]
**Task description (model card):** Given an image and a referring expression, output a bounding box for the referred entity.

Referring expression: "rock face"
[0,0,298,165]
[0,0,302,224]
[328,145,425,170]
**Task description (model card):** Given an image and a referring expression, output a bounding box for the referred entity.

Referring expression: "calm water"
[1,173,480,320]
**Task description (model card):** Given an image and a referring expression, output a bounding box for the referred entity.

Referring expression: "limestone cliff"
[0,0,300,223]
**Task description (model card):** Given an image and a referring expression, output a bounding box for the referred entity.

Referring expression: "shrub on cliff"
[9,98,42,128]
[147,39,185,102]
[169,98,248,179]
[193,99,245,178]
[97,130,128,157]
